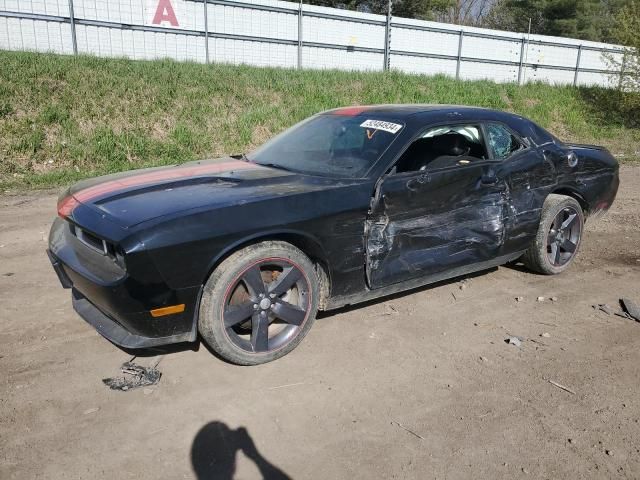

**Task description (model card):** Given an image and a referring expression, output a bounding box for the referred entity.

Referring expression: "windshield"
[246,114,404,178]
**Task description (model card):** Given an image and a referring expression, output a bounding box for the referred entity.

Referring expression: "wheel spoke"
[242,266,266,298]
[250,313,269,352]
[272,300,306,326]
[223,301,255,327]
[268,267,302,297]
[561,239,577,253]
[549,242,559,265]
[554,243,562,264]
[547,229,557,243]
[561,213,577,230]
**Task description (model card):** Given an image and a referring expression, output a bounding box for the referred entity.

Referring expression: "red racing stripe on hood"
[72,160,256,205]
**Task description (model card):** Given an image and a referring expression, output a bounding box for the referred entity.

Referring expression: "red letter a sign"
[152,0,179,27]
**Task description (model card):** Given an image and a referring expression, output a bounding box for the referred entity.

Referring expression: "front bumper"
[47,217,199,349]
[71,289,194,348]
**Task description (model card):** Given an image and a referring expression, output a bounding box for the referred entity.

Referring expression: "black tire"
[199,241,319,365]
[522,194,584,275]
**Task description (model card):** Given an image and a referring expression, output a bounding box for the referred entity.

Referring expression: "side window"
[394,124,488,173]
[486,124,523,160]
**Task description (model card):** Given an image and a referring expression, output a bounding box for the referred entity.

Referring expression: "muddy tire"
[522,194,584,275]
[199,241,319,365]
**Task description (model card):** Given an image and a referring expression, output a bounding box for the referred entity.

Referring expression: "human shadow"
[191,421,291,480]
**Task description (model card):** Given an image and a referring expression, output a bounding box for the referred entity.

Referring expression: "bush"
[610,1,640,124]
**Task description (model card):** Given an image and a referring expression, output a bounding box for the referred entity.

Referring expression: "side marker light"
[150,304,186,317]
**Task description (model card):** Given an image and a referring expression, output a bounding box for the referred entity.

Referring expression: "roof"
[325,104,497,118]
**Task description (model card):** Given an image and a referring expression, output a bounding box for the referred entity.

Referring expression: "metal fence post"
[517,37,525,84]
[572,45,582,87]
[297,0,303,69]
[204,0,209,64]
[383,0,392,71]
[67,0,77,55]
[203,0,209,63]
[456,30,464,80]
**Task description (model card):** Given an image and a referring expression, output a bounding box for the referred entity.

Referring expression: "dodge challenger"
[47,105,619,365]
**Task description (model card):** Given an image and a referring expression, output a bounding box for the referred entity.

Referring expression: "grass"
[0,50,638,190]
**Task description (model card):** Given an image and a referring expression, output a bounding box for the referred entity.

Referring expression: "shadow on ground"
[317,266,500,319]
[191,421,291,479]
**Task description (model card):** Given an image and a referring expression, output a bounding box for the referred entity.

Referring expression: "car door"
[482,122,557,255]
[365,124,509,289]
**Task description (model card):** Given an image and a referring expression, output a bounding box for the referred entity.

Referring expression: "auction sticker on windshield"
[360,119,403,134]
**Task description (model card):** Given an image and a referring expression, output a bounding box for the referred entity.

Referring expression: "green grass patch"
[0,50,638,190]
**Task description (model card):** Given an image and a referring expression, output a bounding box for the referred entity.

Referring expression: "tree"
[483,0,632,42]
[304,0,456,20]
[436,0,495,26]
[611,2,639,99]
[394,0,455,20]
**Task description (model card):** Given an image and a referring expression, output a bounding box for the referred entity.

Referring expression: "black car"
[48,105,619,364]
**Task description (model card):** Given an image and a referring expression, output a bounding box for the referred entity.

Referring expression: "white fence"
[0,0,625,86]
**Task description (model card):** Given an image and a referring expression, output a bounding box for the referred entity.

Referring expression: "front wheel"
[522,194,584,275]
[199,241,319,365]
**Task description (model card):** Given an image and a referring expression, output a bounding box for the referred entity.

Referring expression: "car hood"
[62,157,331,228]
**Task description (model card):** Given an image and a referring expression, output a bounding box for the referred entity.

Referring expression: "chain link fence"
[0,0,625,86]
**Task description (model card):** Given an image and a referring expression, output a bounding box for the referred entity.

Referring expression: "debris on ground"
[382,303,399,316]
[620,298,640,322]
[102,360,162,392]
[540,332,551,338]
[546,378,576,395]
[505,337,522,347]
[593,299,640,322]
[550,297,558,302]
[391,421,425,440]
[537,296,545,302]
[606,449,614,456]
[593,303,614,315]
[515,296,524,302]
[82,407,100,415]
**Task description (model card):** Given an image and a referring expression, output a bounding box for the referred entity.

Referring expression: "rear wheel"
[199,241,319,365]
[522,194,584,275]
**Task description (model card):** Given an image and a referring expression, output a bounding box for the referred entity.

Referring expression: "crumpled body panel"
[366,164,508,289]
[367,201,506,287]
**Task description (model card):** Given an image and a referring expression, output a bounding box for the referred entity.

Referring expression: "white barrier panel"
[0,0,625,87]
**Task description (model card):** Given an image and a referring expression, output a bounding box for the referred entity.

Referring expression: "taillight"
[57,195,80,218]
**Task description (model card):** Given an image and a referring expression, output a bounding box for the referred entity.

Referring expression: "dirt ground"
[1,166,639,480]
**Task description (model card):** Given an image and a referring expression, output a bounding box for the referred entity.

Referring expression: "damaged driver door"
[365,127,508,289]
